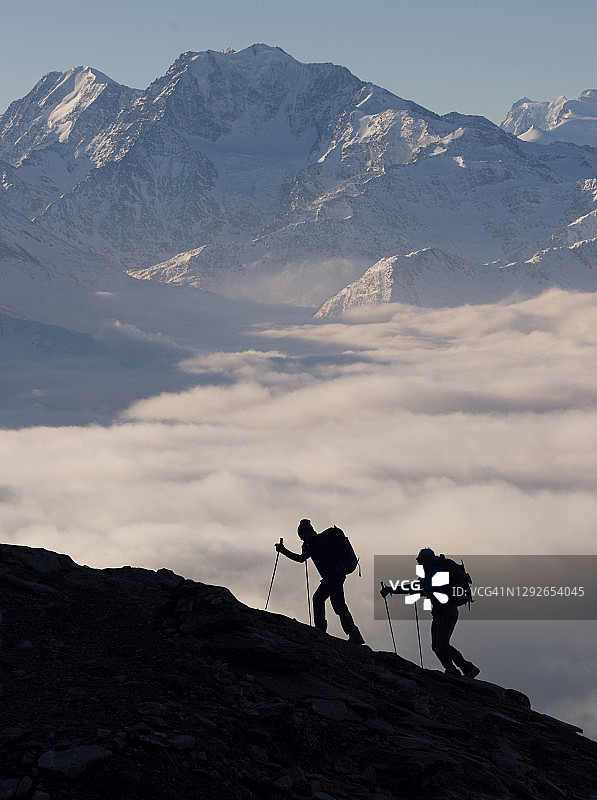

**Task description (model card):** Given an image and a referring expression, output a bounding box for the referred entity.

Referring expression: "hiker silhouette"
[276,519,365,645]
[381,548,479,677]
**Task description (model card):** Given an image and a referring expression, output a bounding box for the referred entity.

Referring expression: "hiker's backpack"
[437,554,472,607]
[322,526,360,575]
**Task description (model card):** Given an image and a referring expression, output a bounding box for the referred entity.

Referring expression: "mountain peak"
[0,62,136,166]
[172,43,294,69]
[59,64,115,84]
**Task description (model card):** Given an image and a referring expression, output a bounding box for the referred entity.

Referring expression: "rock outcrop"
[0,543,595,799]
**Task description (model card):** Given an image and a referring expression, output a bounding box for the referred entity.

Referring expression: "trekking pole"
[414,601,424,668]
[380,581,397,655]
[265,538,283,610]
[305,560,312,627]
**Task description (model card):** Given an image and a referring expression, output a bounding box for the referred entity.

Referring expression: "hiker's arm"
[275,543,307,563]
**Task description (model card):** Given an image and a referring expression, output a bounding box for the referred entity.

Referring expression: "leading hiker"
[381,548,479,677]
[275,519,365,645]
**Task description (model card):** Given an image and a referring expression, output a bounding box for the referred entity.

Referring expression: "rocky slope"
[1,543,595,800]
[2,45,597,309]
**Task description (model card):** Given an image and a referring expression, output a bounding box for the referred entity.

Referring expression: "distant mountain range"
[1,45,596,317]
[501,89,597,147]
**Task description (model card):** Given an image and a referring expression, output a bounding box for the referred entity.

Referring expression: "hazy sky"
[1,0,596,123]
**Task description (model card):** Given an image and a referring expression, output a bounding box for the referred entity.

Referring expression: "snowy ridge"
[315,235,597,317]
[548,208,597,247]
[315,249,487,316]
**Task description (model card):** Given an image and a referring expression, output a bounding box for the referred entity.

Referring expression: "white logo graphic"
[405,566,450,610]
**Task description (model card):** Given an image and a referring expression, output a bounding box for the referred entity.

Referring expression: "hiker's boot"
[463,664,480,678]
[444,666,460,676]
[348,629,365,645]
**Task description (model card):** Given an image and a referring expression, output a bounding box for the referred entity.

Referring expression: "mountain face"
[501,95,568,138]
[0,196,119,289]
[501,89,597,147]
[3,45,376,274]
[314,249,503,317]
[1,45,597,310]
[315,234,597,317]
[2,542,596,800]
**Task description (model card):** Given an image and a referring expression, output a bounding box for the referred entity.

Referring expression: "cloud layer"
[1,288,596,734]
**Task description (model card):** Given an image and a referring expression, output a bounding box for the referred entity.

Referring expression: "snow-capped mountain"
[315,249,483,316]
[315,201,597,317]
[0,67,141,217]
[501,90,597,147]
[0,66,138,164]
[1,44,597,311]
[7,45,377,271]
[314,239,597,317]
[128,94,597,305]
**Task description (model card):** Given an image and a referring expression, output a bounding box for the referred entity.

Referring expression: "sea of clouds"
[1,287,596,735]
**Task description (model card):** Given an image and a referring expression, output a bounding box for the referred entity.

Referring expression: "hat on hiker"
[417,547,435,564]
[297,519,315,538]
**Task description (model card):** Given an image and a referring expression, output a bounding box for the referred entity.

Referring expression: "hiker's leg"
[448,642,478,675]
[447,633,476,673]
[431,617,458,670]
[439,612,473,671]
[329,577,364,642]
[447,636,469,670]
[312,580,331,632]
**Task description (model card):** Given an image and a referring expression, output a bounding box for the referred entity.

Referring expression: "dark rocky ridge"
[0,543,595,800]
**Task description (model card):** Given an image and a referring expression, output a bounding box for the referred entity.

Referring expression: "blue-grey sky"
[1,0,596,124]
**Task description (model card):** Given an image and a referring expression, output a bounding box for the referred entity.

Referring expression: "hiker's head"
[297,519,316,542]
[416,548,436,566]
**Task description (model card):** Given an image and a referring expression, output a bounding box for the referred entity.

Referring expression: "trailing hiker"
[275,519,365,645]
[381,548,479,677]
